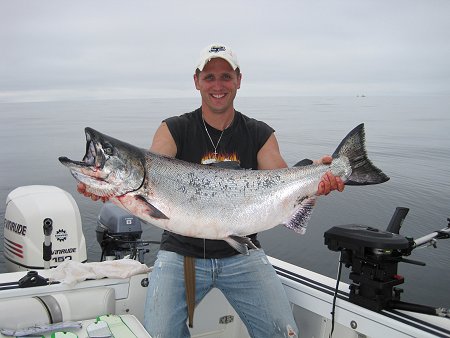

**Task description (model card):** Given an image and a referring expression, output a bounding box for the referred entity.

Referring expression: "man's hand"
[316,156,345,196]
[77,183,109,202]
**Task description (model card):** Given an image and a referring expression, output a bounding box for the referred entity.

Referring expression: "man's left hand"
[316,156,345,196]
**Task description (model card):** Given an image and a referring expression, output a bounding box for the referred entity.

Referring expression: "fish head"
[59,127,146,198]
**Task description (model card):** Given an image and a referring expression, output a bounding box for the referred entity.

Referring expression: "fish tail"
[333,123,390,185]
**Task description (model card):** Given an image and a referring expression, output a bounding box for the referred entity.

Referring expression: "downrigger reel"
[324,207,450,316]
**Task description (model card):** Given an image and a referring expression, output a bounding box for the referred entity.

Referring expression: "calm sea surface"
[1,96,449,308]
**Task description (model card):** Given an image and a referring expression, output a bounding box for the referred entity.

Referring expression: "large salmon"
[59,123,389,254]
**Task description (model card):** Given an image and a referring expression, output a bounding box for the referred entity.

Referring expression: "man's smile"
[211,94,226,99]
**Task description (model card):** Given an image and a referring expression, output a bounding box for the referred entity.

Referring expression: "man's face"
[194,58,241,115]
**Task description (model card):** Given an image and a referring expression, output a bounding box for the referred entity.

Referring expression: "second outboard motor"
[96,203,152,262]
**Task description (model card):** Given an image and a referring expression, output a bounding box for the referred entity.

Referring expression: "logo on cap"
[209,46,226,53]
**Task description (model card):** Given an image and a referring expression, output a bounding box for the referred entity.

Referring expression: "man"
[79,43,344,337]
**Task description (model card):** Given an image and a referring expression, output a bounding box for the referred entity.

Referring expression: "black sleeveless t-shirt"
[159,108,274,258]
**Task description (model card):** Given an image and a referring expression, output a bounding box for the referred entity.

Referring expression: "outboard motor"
[96,203,155,263]
[4,185,87,272]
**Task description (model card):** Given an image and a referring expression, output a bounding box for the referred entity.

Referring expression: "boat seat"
[0,287,115,331]
[0,314,151,338]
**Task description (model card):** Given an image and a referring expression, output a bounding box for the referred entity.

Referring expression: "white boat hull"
[0,256,449,338]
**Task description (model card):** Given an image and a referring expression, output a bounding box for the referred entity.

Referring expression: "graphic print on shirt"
[201,152,240,165]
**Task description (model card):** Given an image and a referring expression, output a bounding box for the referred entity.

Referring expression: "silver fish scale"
[148,156,293,200]
[140,154,344,238]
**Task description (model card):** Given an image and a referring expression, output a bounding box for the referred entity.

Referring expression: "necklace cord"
[202,116,232,155]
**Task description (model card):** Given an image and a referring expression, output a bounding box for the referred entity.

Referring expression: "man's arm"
[257,133,288,170]
[256,133,344,195]
[150,122,177,156]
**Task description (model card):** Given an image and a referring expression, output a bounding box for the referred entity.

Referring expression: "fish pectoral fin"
[135,195,169,220]
[284,196,316,234]
[224,236,258,255]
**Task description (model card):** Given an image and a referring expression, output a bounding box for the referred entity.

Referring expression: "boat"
[1,185,449,338]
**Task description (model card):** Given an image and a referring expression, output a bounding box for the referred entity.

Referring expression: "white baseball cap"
[196,44,240,71]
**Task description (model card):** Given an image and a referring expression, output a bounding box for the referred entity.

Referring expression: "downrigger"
[324,207,450,317]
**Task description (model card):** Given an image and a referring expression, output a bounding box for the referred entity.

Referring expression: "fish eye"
[103,143,113,155]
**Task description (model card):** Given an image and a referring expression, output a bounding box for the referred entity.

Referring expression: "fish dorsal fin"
[224,235,258,255]
[284,196,316,234]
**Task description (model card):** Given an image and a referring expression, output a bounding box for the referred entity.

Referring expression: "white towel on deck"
[49,259,151,286]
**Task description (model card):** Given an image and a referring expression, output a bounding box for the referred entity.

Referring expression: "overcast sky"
[1,0,449,102]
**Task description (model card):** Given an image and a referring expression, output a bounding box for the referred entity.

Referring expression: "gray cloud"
[1,0,449,102]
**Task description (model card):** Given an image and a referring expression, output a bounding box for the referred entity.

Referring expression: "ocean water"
[1,96,449,309]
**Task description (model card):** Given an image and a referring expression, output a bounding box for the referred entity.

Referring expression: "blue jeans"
[144,249,298,338]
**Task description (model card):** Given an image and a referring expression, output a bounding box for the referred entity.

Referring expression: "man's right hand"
[77,183,109,202]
